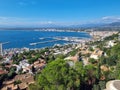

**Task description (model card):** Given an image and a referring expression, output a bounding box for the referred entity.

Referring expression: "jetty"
[29,40,61,46]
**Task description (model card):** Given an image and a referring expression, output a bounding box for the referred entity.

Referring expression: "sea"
[0,30,91,49]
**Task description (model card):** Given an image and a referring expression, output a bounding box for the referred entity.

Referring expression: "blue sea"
[0,30,91,49]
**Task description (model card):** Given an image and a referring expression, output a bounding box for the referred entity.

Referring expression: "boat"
[39,38,45,40]
[29,43,37,46]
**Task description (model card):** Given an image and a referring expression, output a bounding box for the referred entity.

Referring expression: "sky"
[0,0,120,27]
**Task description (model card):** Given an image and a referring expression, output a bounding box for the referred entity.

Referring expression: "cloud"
[3,16,120,27]
[18,2,27,6]
[102,16,120,21]
[0,17,8,20]
[18,0,37,6]
[0,16,55,27]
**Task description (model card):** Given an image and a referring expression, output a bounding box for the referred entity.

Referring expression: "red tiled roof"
[18,83,27,90]
[0,70,8,75]
[70,56,78,62]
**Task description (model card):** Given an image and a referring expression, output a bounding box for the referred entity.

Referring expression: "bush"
[14,80,22,85]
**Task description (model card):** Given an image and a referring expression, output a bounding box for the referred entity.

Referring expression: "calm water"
[0,30,91,49]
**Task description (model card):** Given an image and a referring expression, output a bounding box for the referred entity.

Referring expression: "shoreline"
[1,30,118,56]
[0,30,91,50]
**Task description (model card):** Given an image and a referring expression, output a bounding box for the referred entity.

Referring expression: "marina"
[0,30,91,49]
[29,40,61,45]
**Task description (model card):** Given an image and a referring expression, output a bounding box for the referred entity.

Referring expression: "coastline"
[1,30,118,56]
[0,30,91,49]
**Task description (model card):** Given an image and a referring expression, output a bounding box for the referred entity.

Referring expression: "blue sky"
[0,0,120,26]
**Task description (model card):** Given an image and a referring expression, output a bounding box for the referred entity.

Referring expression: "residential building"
[90,48,104,60]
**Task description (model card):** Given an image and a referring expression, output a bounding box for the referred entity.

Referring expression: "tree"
[56,54,65,59]
[31,66,35,73]
[89,58,97,64]
[14,80,22,85]
[106,55,117,66]
[69,49,78,56]
[0,55,3,60]
[99,56,106,65]
[7,66,16,79]
[37,59,81,90]
[0,74,7,87]
[89,47,94,51]
[82,65,98,90]
[28,84,40,90]
[98,81,106,90]
[114,61,120,79]
[28,57,38,64]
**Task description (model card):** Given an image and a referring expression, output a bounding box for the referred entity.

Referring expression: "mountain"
[108,22,120,27]
[76,22,120,28]
[1,21,120,29]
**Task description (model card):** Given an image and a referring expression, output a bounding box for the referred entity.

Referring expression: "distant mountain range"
[107,22,120,27]
[70,22,120,28]
[1,21,120,29]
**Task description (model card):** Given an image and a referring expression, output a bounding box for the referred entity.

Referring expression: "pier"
[29,40,61,46]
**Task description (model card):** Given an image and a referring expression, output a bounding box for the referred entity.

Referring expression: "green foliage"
[111,44,120,59]
[8,33,120,90]
[28,57,38,64]
[106,55,117,66]
[69,49,78,56]
[0,74,7,86]
[92,84,100,90]
[104,33,119,41]
[89,58,97,64]
[14,80,22,85]
[84,53,91,57]
[37,59,81,90]
[98,81,106,90]
[99,56,106,65]
[12,48,51,64]
[28,84,40,90]
[89,47,94,51]
[92,81,106,90]
[104,43,120,66]
[7,67,16,79]
[39,48,49,54]
[0,55,3,60]
[36,58,100,90]
[56,54,65,59]
[114,61,120,79]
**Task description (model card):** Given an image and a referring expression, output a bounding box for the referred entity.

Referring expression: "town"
[0,30,120,90]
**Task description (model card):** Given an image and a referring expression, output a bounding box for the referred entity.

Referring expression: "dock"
[29,40,61,46]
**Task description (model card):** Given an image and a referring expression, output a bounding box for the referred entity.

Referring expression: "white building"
[90,54,99,60]
[90,49,104,60]
[108,40,116,47]
[19,60,30,69]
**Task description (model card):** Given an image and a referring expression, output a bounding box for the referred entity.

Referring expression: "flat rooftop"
[113,80,120,90]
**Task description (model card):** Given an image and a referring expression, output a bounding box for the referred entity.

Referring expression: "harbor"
[0,30,91,49]
[29,40,61,46]
[29,36,91,46]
